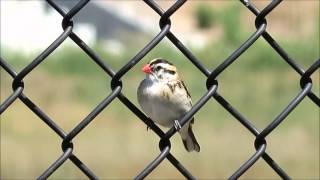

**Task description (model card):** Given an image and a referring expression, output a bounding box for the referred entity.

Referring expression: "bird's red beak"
[142,64,152,74]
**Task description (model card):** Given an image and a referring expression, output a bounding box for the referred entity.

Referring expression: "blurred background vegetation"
[1,0,319,179]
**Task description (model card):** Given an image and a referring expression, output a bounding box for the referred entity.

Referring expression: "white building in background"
[1,1,66,53]
[1,0,213,55]
[0,1,150,55]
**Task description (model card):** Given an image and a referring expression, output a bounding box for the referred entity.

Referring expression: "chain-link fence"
[1,0,319,179]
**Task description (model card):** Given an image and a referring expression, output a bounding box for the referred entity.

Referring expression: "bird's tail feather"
[182,125,200,152]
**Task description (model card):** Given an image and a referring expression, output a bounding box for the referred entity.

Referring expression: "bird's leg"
[174,120,182,131]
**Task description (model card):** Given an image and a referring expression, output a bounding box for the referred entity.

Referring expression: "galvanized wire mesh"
[0,0,319,179]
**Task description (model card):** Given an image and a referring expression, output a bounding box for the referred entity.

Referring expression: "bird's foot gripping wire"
[174,120,182,131]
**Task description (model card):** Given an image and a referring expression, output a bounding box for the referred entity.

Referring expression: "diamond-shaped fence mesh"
[0,0,319,179]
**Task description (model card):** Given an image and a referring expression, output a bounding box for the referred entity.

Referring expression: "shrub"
[194,4,215,29]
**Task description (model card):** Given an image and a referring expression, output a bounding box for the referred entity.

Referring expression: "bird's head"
[142,58,178,82]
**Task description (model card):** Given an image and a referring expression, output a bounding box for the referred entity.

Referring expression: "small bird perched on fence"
[137,58,200,152]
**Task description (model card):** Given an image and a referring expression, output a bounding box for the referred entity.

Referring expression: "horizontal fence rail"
[0,0,319,179]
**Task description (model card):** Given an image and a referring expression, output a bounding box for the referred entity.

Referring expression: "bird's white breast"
[138,79,184,127]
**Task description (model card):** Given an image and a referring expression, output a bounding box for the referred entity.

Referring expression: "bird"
[137,58,200,152]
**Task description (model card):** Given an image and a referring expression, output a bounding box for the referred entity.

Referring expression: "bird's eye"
[155,66,162,71]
